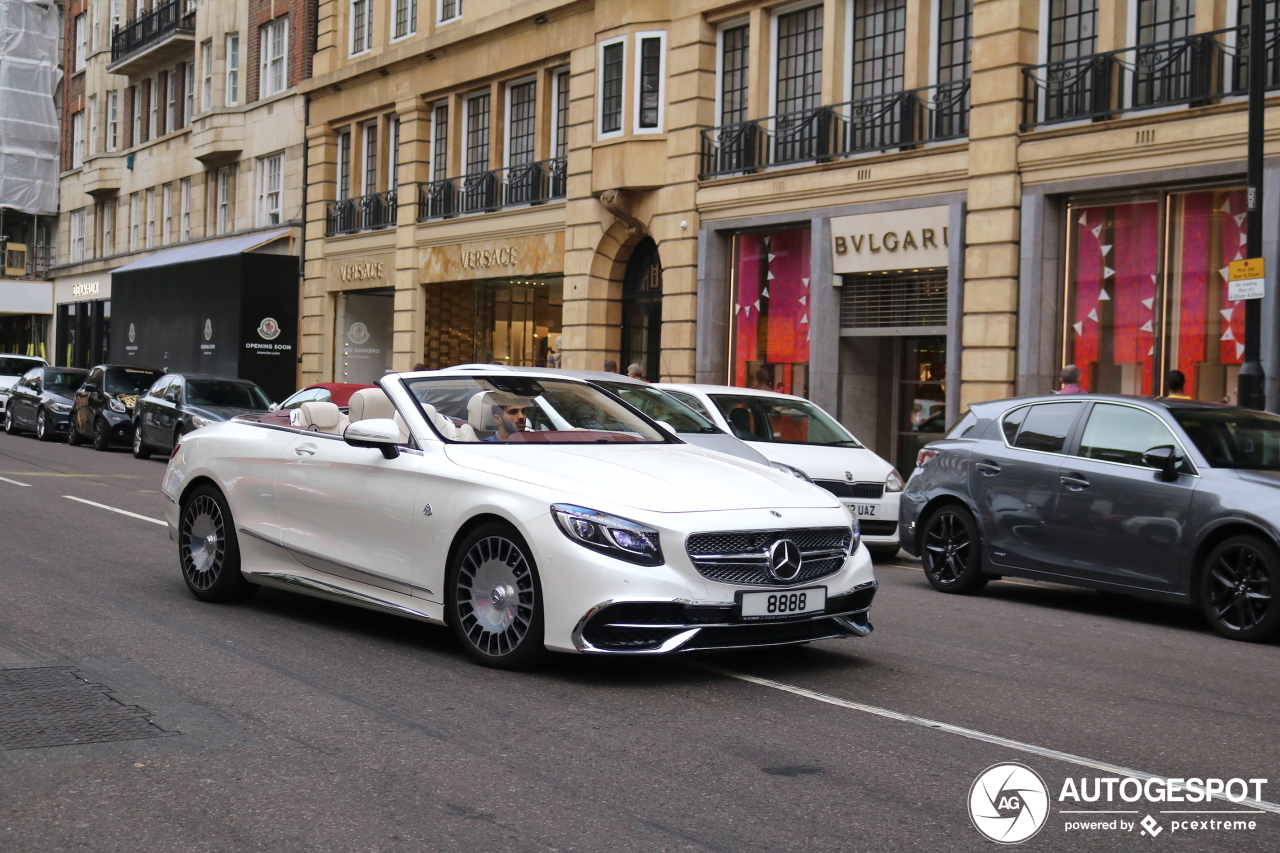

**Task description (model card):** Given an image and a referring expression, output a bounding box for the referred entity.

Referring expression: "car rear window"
[1011,402,1083,454]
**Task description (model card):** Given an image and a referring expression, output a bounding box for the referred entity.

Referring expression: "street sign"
[1229,258,1266,301]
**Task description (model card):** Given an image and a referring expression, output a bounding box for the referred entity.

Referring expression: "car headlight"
[885,468,905,492]
[49,402,71,413]
[190,416,213,428]
[108,398,127,413]
[769,460,813,483]
[552,503,664,566]
[843,504,861,550]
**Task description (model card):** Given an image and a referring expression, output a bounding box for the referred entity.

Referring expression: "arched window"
[621,238,662,382]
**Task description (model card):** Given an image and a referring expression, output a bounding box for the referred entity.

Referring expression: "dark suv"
[68,364,165,451]
[132,373,272,459]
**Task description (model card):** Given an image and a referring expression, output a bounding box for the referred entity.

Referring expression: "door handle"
[1060,474,1090,491]
[975,461,1001,475]
[294,444,317,457]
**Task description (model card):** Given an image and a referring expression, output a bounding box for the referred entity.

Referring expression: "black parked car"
[901,395,1280,642]
[3,366,89,441]
[68,364,165,451]
[132,373,272,459]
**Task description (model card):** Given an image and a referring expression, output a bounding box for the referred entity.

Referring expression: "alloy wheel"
[925,512,971,584]
[180,494,225,591]
[455,535,536,658]
[93,418,109,451]
[1205,543,1274,634]
[5,407,16,434]
[35,411,46,440]
[132,422,151,459]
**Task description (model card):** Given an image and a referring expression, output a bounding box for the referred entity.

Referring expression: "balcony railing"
[1022,23,1280,130]
[700,81,970,180]
[110,0,196,65]
[417,157,567,220]
[326,190,397,236]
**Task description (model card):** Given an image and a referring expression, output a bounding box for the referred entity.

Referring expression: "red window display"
[730,228,811,397]
[1064,188,1247,402]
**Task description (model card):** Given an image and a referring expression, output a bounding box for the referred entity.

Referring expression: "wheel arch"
[177,475,224,510]
[443,512,532,624]
[1189,521,1280,603]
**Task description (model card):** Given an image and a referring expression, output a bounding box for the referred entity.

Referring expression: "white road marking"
[692,662,1280,815]
[0,475,31,487]
[63,495,167,526]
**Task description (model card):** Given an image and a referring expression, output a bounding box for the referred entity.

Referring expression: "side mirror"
[656,420,678,437]
[344,418,400,459]
[1141,445,1182,482]
[82,383,98,393]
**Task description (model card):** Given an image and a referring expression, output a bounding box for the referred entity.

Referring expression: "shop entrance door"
[337,289,394,383]
[621,238,662,382]
[894,336,947,475]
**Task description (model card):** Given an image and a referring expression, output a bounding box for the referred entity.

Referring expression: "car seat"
[346,387,411,443]
[727,406,754,440]
[290,401,349,435]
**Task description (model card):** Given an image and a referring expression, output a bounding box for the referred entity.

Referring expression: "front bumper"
[100,409,135,444]
[573,581,877,653]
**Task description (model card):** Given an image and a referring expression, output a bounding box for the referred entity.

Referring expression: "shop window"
[730,228,811,398]
[598,38,625,136]
[1064,188,1247,402]
[55,300,110,369]
[622,238,663,383]
[421,276,563,370]
[851,0,906,101]
[1047,0,1097,63]
[337,290,394,383]
[719,24,749,126]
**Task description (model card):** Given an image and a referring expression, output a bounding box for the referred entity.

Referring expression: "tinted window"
[708,394,863,447]
[594,382,718,433]
[0,357,43,375]
[185,380,271,409]
[665,389,714,420]
[147,376,173,397]
[1079,404,1180,467]
[946,411,978,439]
[1013,402,1082,453]
[87,368,105,388]
[1001,406,1028,444]
[43,370,86,395]
[105,367,163,395]
[1173,408,1280,470]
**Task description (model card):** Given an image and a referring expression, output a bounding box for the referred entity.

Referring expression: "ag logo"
[257,317,281,340]
[347,321,370,345]
[203,319,213,341]
[968,763,1050,844]
[128,323,136,343]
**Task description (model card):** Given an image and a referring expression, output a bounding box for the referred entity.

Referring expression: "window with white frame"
[180,177,191,241]
[552,69,569,160]
[106,90,118,151]
[183,60,194,124]
[88,95,98,156]
[351,0,373,54]
[132,85,142,144]
[111,0,120,34]
[216,166,232,234]
[598,37,625,136]
[149,75,160,138]
[75,14,86,72]
[72,111,85,168]
[260,18,288,97]
[70,209,86,263]
[145,187,156,248]
[100,200,114,256]
[90,0,97,51]
[166,69,178,132]
[935,0,973,87]
[388,116,400,190]
[362,121,378,195]
[506,78,536,167]
[258,151,283,225]
[439,0,461,23]
[201,40,213,111]
[393,0,416,39]
[337,129,352,199]
[128,192,139,250]
[431,104,447,181]
[850,0,906,101]
[634,32,666,132]
[225,34,240,105]
[162,182,173,244]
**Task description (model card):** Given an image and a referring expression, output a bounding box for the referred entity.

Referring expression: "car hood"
[188,405,266,421]
[44,391,75,405]
[677,432,771,464]
[1234,470,1280,488]
[444,443,840,513]
[741,442,894,482]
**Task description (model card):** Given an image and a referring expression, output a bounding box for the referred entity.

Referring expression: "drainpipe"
[298,91,309,387]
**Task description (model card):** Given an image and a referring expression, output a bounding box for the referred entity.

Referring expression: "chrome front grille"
[685,527,852,586]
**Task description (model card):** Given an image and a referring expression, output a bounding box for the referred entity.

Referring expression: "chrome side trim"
[240,527,434,599]
[251,572,437,621]
[239,526,281,546]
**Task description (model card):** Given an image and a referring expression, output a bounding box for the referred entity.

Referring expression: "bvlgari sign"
[831,205,951,274]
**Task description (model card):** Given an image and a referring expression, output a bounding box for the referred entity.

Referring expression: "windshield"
[1172,408,1280,470]
[709,393,863,447]
[403,375,670,444]
[185,380,271,410]
[105,367,163,396]
[593,381,720,433]
[0,356,43,376]
[44,371,86,395]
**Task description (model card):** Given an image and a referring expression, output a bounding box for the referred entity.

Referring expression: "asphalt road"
[1,427,1278,852]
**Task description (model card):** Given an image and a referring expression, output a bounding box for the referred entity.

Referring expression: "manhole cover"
[0,666,178,750]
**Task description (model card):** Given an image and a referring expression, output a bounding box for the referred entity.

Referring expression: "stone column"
[392,98,430,371]
[301,123,336,384]
[961,0,1039,408]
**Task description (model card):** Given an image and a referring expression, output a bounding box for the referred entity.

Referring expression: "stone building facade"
[303,0,1280,473]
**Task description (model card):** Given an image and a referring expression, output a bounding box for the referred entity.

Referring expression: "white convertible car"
[161,369,877,668]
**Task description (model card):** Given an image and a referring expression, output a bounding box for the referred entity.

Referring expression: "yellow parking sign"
[1228,258,1265,301]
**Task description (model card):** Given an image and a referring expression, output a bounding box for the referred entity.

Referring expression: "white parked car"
[161,369,878,668]
[655,384,904,560]
[0,354,48,415]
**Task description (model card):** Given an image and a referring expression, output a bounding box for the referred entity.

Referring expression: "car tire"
[3,407,17,435]
[35,409,54,442]
[447,522,546,670]
[68,419,85,446]
[867,545,902,562]
[920,504,989,595]
[178,484,257,603]
[132,421,152,459]
[92,418,111,451]
[1199,535,1280,642]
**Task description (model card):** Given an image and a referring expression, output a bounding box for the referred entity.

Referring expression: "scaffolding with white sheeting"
[0,0,60,216]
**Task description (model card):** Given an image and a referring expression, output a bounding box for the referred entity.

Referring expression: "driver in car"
[485,403,529,441]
